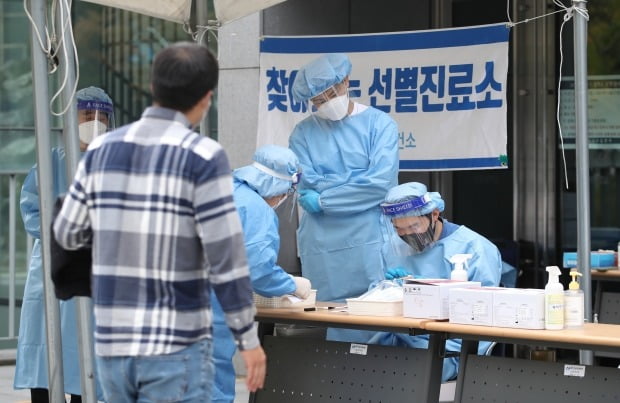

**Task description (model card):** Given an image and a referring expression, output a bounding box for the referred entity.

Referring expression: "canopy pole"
[28,0,66,400]
[196,0,210,136]
[572,0,592,365]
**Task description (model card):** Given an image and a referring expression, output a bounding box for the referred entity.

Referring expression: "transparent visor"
[279,173,302,222]
[306,83,351,124]
[77,100,115,147]
[381,196,437,256]
[252,162,301,221]
[273,188,298,223]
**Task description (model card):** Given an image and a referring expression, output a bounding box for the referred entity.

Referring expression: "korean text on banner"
[257,23,510,171]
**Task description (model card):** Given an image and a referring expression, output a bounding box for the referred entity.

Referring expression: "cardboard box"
[448,287,504,326]
[403,279,481,319]
[562,251,615,268]
[492,288,545,329]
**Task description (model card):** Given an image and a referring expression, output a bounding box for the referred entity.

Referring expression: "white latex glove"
[291,276,311,299]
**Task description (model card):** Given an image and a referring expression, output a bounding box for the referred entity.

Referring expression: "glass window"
[559,1,620,253]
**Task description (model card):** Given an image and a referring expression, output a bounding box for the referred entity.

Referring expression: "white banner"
[258,24,510,171]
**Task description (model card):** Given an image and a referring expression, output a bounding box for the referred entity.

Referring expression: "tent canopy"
[80,0,287,24]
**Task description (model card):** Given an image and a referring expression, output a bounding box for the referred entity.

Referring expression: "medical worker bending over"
[211,145,311,403]
[377,182,503,381]
[289,53,399,311]
[15,86,113,403]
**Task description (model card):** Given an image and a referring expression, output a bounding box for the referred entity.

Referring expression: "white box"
[403,279,481,319]
[253,290,317,309]
[346,298,403,317]
[449,287,505,326]
[492,288,545,329]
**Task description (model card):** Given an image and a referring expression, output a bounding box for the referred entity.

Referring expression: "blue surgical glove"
[298,189,322,213]
[385,267,411,280]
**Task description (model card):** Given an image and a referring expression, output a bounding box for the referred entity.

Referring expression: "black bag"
[50,196,92,299]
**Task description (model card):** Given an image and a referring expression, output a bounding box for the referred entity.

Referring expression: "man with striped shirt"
[54,42,265,402]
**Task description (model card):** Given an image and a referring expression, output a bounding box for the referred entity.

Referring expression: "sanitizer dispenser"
[449,254,472,281]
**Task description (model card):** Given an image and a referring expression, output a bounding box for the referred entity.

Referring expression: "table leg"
[422,332,446,403]
[453,339,478,403]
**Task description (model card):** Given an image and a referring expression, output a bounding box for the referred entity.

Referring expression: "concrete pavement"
[0,363,250,403]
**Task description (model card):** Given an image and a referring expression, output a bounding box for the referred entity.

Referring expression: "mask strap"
[252,162,295,182]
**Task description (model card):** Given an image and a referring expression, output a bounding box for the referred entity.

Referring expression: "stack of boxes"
[401,278,546,330]
[448,287,545,329]
[402,279,480,319]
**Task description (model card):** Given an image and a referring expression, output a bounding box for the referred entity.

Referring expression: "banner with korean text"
[257,23,510,171]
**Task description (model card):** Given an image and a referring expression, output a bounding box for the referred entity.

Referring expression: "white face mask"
[78,120,108,144]
[314,93,349,121]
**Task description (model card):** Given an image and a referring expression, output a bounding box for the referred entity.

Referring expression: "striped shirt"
[53,106,258,356]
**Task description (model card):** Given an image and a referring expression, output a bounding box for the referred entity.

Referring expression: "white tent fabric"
[80,0,192,23]
[214,0,286,24]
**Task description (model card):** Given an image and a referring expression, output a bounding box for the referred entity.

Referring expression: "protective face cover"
[398,216,436,254]
[381,194,438,256]
[78,119,108,144]
[314,93,349,121]
[76,94,114,148]
[309,83,350,122]
[272,193,288,210]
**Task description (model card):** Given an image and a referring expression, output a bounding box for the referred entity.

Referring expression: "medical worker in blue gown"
[211,145,312,403]
[14,87,114,402]
[289,54,399,342]
[377,182,504,382]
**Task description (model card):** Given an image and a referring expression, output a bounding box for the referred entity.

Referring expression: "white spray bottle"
[449,254,472,281]
[544,266,565,330]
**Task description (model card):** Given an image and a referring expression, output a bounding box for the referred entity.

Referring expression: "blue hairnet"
[291,53,352,102]
[233,145,300,198]
[383,182,445,218]
[76,86,113,107]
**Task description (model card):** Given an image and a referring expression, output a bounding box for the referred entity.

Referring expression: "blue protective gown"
[14,148,102,399]
[210,179,296,403]
[289,105,399,303]
[374,219,503,381]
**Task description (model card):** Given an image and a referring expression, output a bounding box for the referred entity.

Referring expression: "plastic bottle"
[545,266,565,330]
[449,254,472,281]
[564,269,584,328]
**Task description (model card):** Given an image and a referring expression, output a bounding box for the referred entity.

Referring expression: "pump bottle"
[545,266,564,330]
[449,254,472,281]
[564,269,584,328]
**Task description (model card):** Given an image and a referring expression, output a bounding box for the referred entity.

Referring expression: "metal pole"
[572,0,592,365]
[28,0,66,400]
[55,0,98,400]
[196,0,210,136]
[9,174,16,338]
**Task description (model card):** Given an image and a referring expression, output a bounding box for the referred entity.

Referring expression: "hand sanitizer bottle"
[565,269,584,328]
[545,266,564,330]
[449,254,472,281]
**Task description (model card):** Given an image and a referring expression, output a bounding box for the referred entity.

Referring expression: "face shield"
[288,81,354,148]
[77,100,115,146]
[252,161,302,219]
[381,195,438,256]
[309,82,350,122]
